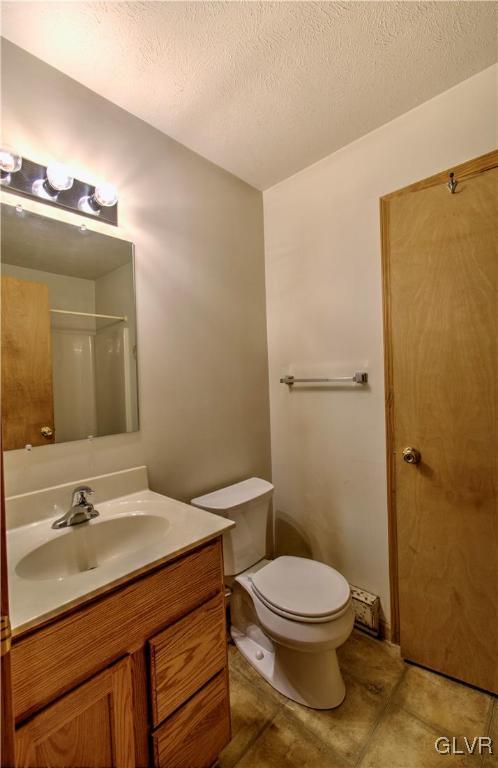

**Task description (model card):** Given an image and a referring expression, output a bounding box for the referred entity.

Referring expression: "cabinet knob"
[41,426,54,439]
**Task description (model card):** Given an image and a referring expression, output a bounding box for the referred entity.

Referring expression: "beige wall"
[1,39,271,501]
[263,64,498,625]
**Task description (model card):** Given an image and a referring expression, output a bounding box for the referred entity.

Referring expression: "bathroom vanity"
[6,467,234,768]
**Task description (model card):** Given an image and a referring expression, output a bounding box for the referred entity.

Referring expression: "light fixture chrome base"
[1,156,118,225]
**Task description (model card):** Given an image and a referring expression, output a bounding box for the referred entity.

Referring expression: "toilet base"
[231,626,346,709]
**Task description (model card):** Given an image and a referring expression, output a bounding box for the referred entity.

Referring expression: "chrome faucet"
[52,486,100,529]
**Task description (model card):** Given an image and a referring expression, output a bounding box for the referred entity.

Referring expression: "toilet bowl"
[191,478,354,709]
[231,557,354,708]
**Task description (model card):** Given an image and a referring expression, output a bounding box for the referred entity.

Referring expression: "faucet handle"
[72,485,95,506]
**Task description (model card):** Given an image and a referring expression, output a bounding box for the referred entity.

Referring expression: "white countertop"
[8,488,233,636]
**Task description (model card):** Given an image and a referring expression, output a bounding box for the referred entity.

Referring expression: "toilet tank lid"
[191,477,273,511]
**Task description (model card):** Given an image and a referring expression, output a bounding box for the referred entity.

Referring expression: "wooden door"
[15,657,135,768]
[382,154,497,693]
[1,276,54,450]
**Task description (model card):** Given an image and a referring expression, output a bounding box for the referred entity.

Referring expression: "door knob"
[402,447,421,465]
[40,426,54,439]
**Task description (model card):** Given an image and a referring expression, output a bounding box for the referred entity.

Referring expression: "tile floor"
[219,631,496,768]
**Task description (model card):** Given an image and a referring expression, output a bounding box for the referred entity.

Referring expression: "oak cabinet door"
[15,657,135,768]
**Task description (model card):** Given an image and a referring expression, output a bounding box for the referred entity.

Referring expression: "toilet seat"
[251,556,351,624]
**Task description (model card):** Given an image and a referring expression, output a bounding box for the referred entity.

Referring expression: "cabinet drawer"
[12,539,223,721]
[149,593,226,725]
[152,670,230,768]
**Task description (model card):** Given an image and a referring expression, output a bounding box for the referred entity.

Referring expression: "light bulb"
[94,182,118,207]
[0,146,22,184]
[32,162,74,199]
[0,147,22,174]
[78,181,118,215]
[46,162,73,192]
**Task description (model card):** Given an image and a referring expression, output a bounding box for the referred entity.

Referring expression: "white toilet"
[191,477,354,709]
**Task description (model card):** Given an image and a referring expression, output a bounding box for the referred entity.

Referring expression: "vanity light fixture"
[78,182,118,215]
[32,162,74,200]
[0,146,22,184]
[1,152,118,225]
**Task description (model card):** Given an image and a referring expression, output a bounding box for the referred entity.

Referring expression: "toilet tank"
[191,478,274,576]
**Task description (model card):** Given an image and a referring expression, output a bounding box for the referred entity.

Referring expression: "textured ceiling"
[1,1,497,189]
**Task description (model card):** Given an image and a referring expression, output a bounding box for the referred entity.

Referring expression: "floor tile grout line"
[484,697,495,736]
[275,703,353,768]
[342,663,405,693]
[479,698,496,767]
[231,712,281,768]
[277,701,353,767]
[353,667,409,768]
[230,713,280,768]
[399,699,495,743]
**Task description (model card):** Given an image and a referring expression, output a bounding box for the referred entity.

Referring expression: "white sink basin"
[16,513,170,580]
[8,487,234,634]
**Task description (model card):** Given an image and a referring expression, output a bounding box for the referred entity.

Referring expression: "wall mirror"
[1,203,139,450]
